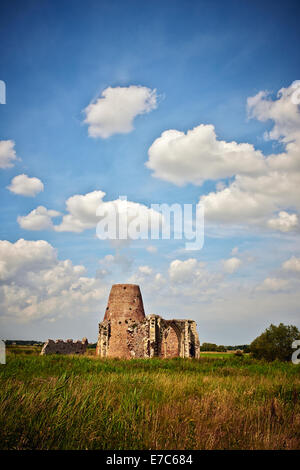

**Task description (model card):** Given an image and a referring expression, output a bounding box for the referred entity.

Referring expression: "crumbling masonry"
[96,284,200,359]
[41,338,88,355]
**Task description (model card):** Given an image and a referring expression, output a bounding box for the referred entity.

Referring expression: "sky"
[0,0,300,345]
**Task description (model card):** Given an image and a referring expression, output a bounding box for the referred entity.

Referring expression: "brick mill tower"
[96,283,200,359]
[97,284,145,358]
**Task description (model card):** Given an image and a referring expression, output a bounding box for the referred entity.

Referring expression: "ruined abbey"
[96,284,200,359]
[41,284,200,358]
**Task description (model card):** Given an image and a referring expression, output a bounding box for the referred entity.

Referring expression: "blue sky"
[0,0,300,344]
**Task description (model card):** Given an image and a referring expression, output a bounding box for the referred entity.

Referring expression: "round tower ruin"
[104,284,145,323]
[97,284,145,358]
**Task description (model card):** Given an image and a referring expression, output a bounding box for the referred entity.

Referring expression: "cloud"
[127,267,166,292]
[0,239,57,282]
[19,190,162,238]
[95,268,109,279]
[146,124,265,186]
[0,140,18,168]
[99,252,133,272]
[255,256,300,293]
[55,190,106,232]
[0,239,106,323]
[197,83,300,231]
[247,83,300,143]
[18,206,61,231]
[95,197,162,241]
[145,83,300,234]
[128,257,223,303]
[199,182,270,224]
[257,277,290,292]
[222,257,242,274]
[84,85,157,138]
[167,258,218,288]
[7,174,44,197]
[282,256,300,273]
[267,211,298,232]
[109,254,300,342]
[169,258,199,283]
[18,191,105,233]
[138,265,153,275]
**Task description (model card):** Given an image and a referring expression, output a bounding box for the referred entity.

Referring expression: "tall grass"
[0,353,299,449]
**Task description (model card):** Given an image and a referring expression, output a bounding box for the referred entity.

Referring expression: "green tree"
[250,323,300,361]
[201,342,218,351]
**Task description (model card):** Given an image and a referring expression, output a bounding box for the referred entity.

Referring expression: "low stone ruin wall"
[40,337,88,355]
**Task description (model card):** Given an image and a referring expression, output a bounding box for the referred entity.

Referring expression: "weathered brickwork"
[96,284,200,359]
[41,337,88,355]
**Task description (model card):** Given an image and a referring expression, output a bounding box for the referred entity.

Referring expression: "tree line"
[201,323,300,361]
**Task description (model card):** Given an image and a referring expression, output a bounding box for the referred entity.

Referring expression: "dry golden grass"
[0,353,299,449]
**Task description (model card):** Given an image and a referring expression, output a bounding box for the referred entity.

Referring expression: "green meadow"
[0,349,299,450]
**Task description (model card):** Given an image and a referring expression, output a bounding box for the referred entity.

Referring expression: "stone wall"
[143,315,200,359]
[96,284,200,359]
[40,337,88,355]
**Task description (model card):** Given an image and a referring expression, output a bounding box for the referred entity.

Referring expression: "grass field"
[0,348,299,450]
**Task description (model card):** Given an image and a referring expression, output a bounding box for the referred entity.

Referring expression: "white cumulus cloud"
[138,265,153,275]
[247,83,300,143]
[84,85,157,138]
[18,206,61,231]
[19,190,162,239]
[257,277,290,292]
[7,174,44,197]
[267,211,298,232]
[197,83,300,232]
[0,140,18,168]
[146,124,265,186]
[56,190,106,232]
[282,256,300,273]
[99,252,133,272]
[169,258,205,283]
[0,239,106,323]
[0,238,57,282]
[222,257,242,274]
[145,83,300,234]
